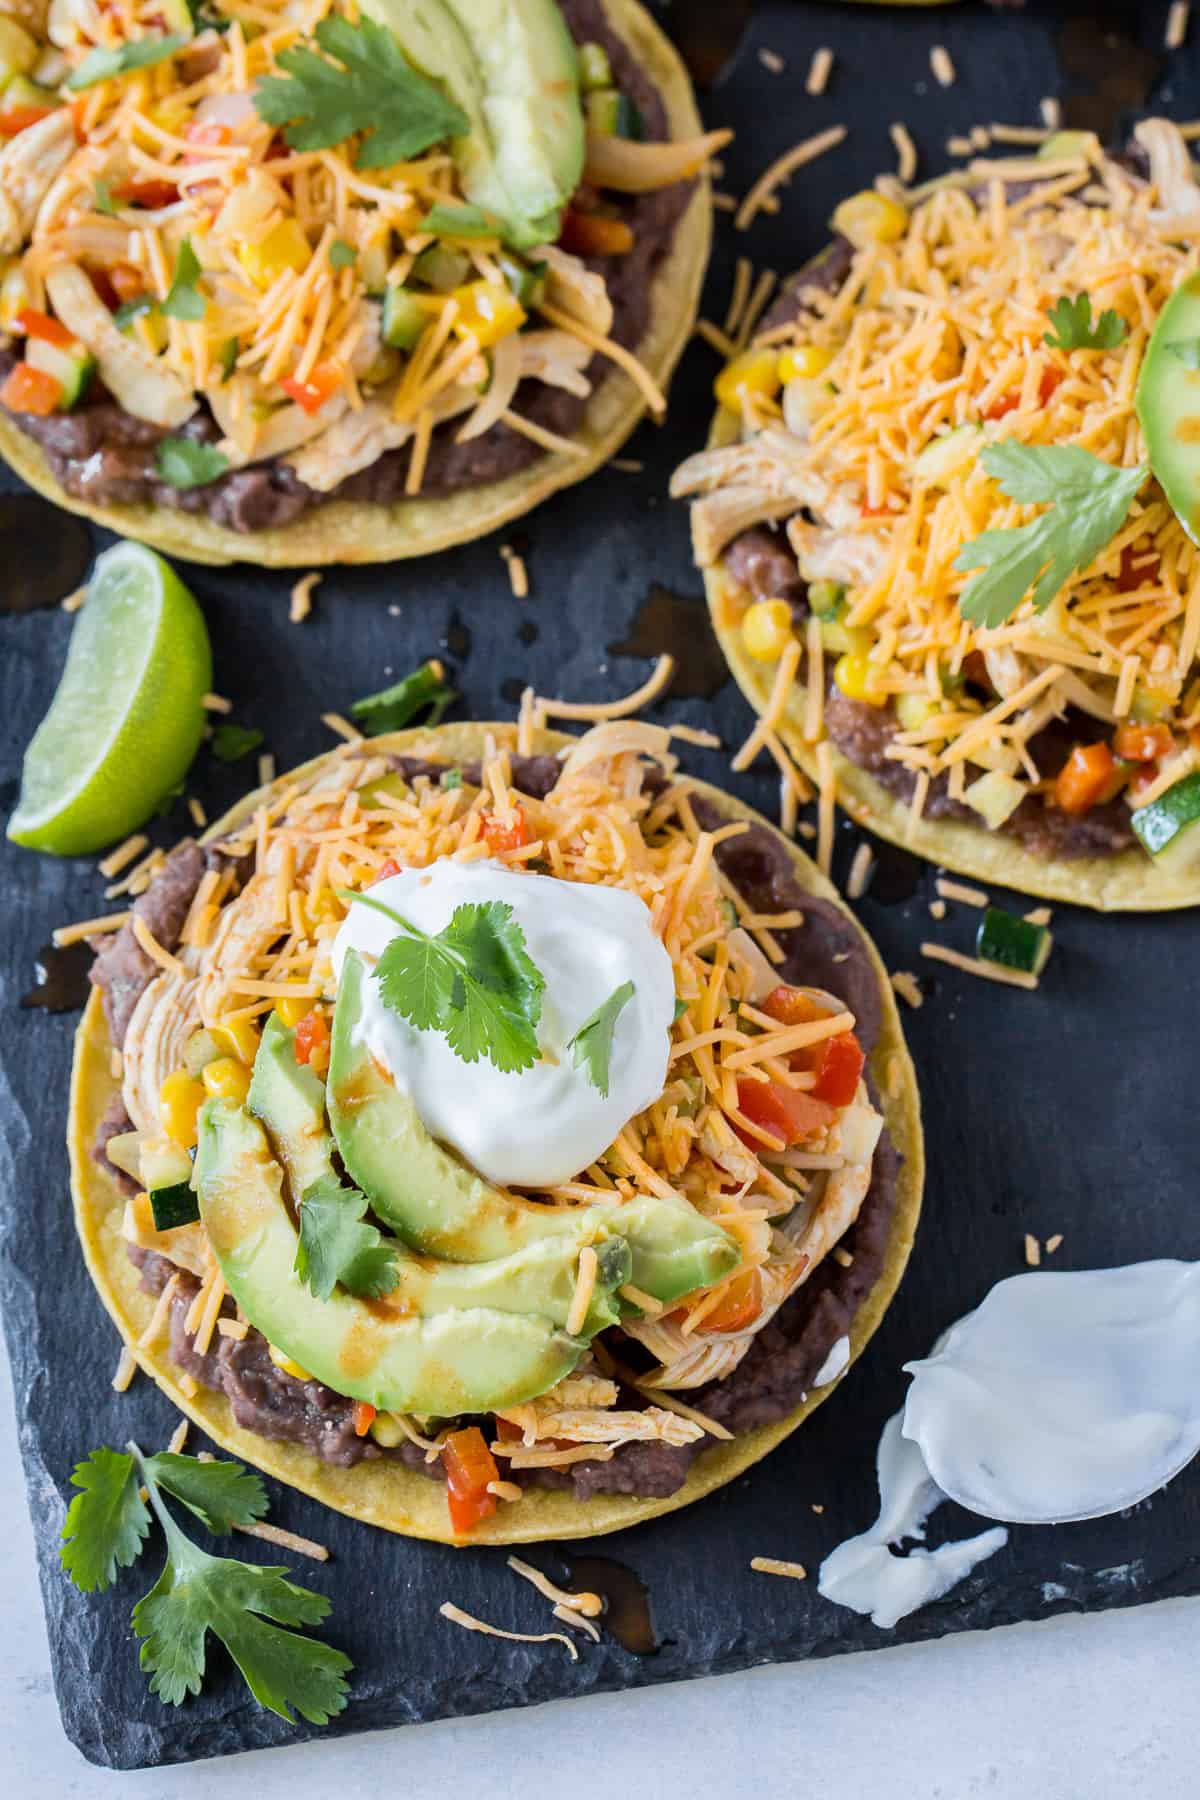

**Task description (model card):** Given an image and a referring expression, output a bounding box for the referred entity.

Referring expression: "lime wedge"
[7,542,212,856]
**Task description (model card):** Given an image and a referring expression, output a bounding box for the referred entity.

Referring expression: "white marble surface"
[3,1335,1195,1800]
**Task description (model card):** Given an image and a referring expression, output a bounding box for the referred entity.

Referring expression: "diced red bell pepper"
[0,104,57,138]
[704,1266,763,1334]
[493,1415,523,1442]
[374,858,402,883]
[353,1402,376,1437]
[481,807,529,856]
[441,1425,499,1536]
[809,1030,866,1107]
[1113,721,1173,764]
[1055,742,1122,814]
[736,1075,837,1148]
[15,308,75,349]
[184,120,232,156]
[0,362,63,417]
[762,984,830,1028]
[558,207,634,257]
[281,360,343,415]
[984,365,1061,421]
[293,1009,330,1072]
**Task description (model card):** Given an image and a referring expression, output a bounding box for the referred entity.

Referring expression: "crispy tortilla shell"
[0,0,709,568]
[69,722,923,1543]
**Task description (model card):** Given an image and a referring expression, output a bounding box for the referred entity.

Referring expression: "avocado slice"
[359,0,583,250]
[244,1015,628,1332]
[196,1099,598,1413]
[1136,272,1200,547]
[328,951,741,1303]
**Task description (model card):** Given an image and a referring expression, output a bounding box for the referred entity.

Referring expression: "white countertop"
[2,1339,1194,1800]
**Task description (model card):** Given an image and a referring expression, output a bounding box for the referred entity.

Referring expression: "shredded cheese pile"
[677,127,1200,832]
[116,727,882,1465]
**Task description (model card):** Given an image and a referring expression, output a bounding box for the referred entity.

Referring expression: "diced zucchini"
[159,0,196,35]
[585,88,643,139]
[412,244,470,292]
[895,692,941,731]
[976,906,1053,976]
[497,252,546,308]
[149,1181,201,1232]
[578,41,612,92]
[807,579,845,620]
[140,1134,193,1191]
[1130,770,1200,871]
[103,1130,145,1182]
[26,333,95,408]
[0,17,39,87]
[914,423,981,487]
[381,284,428,351]
[183,1027,224,1079]
[0,74,58,115]
[963,769,1027,829]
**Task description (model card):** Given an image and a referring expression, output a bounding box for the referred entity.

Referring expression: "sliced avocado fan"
[327,950,740,1302]
[195,1099,621,1415]
[1137,271,1200,548]
[358,0,584,249]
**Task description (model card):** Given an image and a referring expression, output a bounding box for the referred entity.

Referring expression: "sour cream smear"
[331,860,676,1188]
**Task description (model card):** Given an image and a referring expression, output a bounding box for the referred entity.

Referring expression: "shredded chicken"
[286,381,479,490]
[122,972,203,1136]
[45,261,195,427]
[788,518,888,588]
[0,111,76,255]
[516,329,593,397]
[1135,119,1200,226]
[538,244,614,337]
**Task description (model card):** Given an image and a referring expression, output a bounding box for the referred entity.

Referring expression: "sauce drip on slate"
[0,498,92,614]
[609,585,728,700]
[665,0,753,86]
[564,1555,658,1655]
[22,940,92,1012]
[443,613,471,660]
[860,838,923,907]
[1058,10,1161,136]
[517,619,539,646]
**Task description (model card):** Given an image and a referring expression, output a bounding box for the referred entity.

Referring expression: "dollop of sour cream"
[331,860,675,1188]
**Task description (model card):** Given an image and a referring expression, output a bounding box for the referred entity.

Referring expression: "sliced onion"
[558,721,673,777]
[582,127,732,194]
[455,328,521,442]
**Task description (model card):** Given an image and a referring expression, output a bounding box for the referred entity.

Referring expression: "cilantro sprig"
[254,15,468,171]
[343,891,545,1073]
[296,1175,398,1300]
[568,981,635,1099]
[210,721,264,763]
[60,1444,350,1724]
[350,660,456,735]
[68,32,189,91]
[1044,293,1128,352]
[163,236,206,323]
[156,438,230,490]
[955,442,1147,628]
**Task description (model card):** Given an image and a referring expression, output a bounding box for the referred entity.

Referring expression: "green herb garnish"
[68,32,189,91]
[92,178,118,216]
[113,295,155,331]
[218,335,240,381]
[441,767,463,790]
[60,1444,350,1723]
[155,438,230,490]
[1044,293,1128,352]
[254,15,468,170]
[567,980,635,1098]
[162,236,206,322]
[418,202,497,239]
[343,891,545,1074]
[349,660,456,734]
[211,721,264,762]
[329,238,356,269]
[955,443,1147,628]
[295,1175,398,1300]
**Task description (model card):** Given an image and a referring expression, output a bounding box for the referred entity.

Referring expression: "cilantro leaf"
[60,1448,150,1594]
[211,721,264,763]
[142,1452,269,1536]
[132,1526,350,1723]
[219,336,240,382]
[254,15,468,171]
[114,295,156,331]
[350,660,456,734]
[163,236,206,322]
[419,202,497,239]
[347,891,545,1073]
[1167,338,1200,370]
[295,1175,399,1300]
[567,980,635,1099]
[92,179,117,216]
[68,32,189,91]
[1044,293,1128,352]
[156,438,230,490]
[955,443,1147,628]
[329,238,356,269]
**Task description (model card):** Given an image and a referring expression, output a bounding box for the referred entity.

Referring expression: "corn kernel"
[212,1017,260,1065]
[778,344,832,382]
[201,1057,252,1104]
[831,190,908,249]
[268,1343,312,1382]
[304,888,340,928]
[741,599,794,662]
[834,652,888,705]
[276,995,310,1029]
[159,1068,206,1150]
[369,1412,405,1448]
[449,280,526,349]
[239,219,311,290]
[714,348,781,412]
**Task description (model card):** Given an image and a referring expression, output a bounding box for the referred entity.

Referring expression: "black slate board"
[3,0,1200,1770]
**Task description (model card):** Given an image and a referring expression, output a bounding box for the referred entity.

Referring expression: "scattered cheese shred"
[930,45,957,87]
[111,1346,138,1393]
[1025,1232,1042,1267]
[202,693,232,715]
[936,878,989,908]
[921,942,1040,990]
[506,1556,604,1618]
[534,654,675,723]
[890,122,918,186]
[759,47,786,76]
[805,47,834,98]
[237,1520,330,1562]
[132,915,187,979]
[99,834,149,879]
[500,542,529,598]
[735,126,848,232]
[1167,1,1190,51]
[890,971,924,1009]
[438,1602,578,1661]
[1045,1232,1064,1255]
[53,910,131,947]
[290,572,321,624]
[846,842,874,900]
[751,1556,807,1580]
